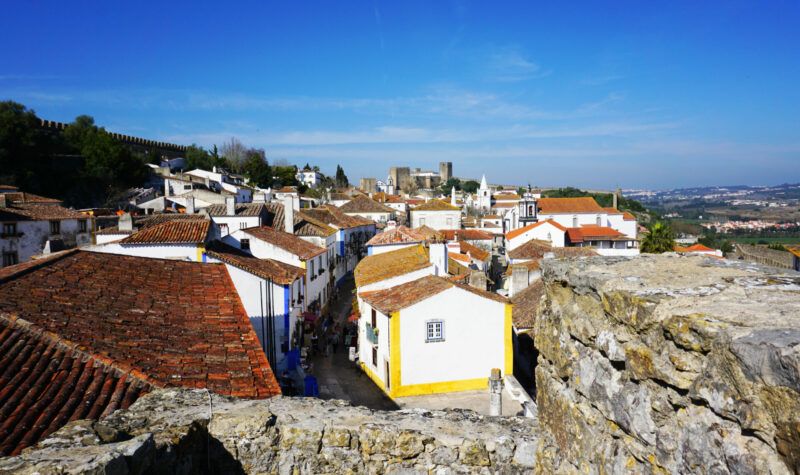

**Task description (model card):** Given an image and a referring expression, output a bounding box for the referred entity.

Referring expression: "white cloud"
[485,46,551,82]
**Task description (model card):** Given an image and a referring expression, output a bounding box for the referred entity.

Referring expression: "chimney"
[119,213,133,232]
[186,196,195,214]
[451,186,457,207]
[283,195,295,234]
[225,196,236,216]
[213,166,218,173]
[612,192,618,210]
[164,179,170,197]
[510,264,530,297]
[428,242,448,276]
[469,270,488,291]
[292,194,300,211]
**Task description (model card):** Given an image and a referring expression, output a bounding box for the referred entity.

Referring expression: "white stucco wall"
[357,265,434,294]
[399,287,506,386]
[1,218,92,265]
[507,222,566,250]
[410,210,461,230]
[211,215,262,239]
[357,301,392,387]
[87,242,201,261]
[367,242,417,256]
[345,211,393,224]
[538,212,609,230]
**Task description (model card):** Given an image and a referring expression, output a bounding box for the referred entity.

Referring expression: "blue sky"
[2,1,799,189]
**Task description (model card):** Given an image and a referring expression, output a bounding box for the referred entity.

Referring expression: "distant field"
[726,236,800,245]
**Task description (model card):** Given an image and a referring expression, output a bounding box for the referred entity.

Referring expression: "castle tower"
[439,161,453,182]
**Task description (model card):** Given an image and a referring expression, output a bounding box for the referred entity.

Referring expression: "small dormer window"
[49,220,60,235]
[596,216,602,226]
[78,219,88,233]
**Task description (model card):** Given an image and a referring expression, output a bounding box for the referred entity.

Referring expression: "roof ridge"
[0,249,79,284]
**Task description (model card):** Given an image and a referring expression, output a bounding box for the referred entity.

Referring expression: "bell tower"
[518,185,538,225]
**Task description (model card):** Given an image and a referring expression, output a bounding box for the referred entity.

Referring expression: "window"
[49,220,60,235]
[240,221,248,229]
[183,184,192,190]
[240,239,250,251]
[446,217,453,227]
[426,320,444,343]
[371,308,377,329]
[310,259,315,275]
[2,251,18,267]
[572,216,578,227]
[2,222,17,236]
[78,219,88,233]
[596,216,602,226]
[372,346,377,366]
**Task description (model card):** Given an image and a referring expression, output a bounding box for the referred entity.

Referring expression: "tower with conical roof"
[477,174,491,213]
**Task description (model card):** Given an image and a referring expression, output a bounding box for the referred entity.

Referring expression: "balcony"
[365,323,379,344]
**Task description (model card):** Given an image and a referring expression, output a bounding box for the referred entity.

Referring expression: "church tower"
[518,185,538,226]
[477,174,491,213]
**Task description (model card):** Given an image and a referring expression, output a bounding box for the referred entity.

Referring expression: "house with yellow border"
[357,274,511,398]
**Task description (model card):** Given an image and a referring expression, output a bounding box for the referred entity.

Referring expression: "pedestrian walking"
[332,332,340,353]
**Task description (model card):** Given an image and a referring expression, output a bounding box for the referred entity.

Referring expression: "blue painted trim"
[283,284,291,347]
[338,230,345,256]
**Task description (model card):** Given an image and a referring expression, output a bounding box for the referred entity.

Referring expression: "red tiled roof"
[507,240,598,260]
[339,195,394,214]
[538,197,604,214]
[622,211,636,221]
[0,203,89,221]
[263,202,337,237]
[121,219,210,244]
[205,241,305,285]
[0,252,280,453]
[412,200,460,211]
[674,243,716,253]
[0,314,152,456]
[566,225,627,243]
[505,219,567,240]
[602,207,623,214]
[355,244,431,288]
[360,275,507,314]
[206,202,268,217]
[456,240,490,262]
[366,226,427,246]
[510,279,544,330]
[243,225,327,260]
[449,252,472,264]
[439,229,494,241]
[0,190,62,205]
[304,205,374,229]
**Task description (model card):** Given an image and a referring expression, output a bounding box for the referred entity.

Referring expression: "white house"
[203,241,306,372]
[89,219,211,262]
[301,204,376,286]
[186,167,253,202]
[409,200,461,230]
[505,219,567,251]
[295,166,322,188]
[224,225,331,313]
[365,225,428,256]
[565,225,639,256]
[338,195,395,224]
[354,242,448,294]
[0,187,93,266]
[206,198,270,239]
[357,274,511,398]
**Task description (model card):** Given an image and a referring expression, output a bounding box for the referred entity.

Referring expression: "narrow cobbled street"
[309,277,398,410]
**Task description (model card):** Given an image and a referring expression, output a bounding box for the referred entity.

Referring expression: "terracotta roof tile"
[510,279,544,330]
[0,314,152,456]
[538,197,604,214]
[243,226,327,260]
[355,244,431,287]
[508,240,598,260]
[622,211,636,221]
[566,226,627,243]
[456,240,490,261]
[0,203,89,221]
[411,200,460,211]
[121,219,210,244]
[205,241,305,285]
[505,219,567,240]
[134,213,208,229]
[303,205,374,229]
[439,229,494,241]
[263,203,337,237]
[338,195,394,214]
[206,202,268,217]
[366,226,427,246]
[0,190,62,204]
[360,275,506,314]
[0,251,280,408]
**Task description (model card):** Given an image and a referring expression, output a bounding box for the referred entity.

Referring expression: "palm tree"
[641,221,676,253]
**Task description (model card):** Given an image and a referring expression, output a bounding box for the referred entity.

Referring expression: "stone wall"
[535,254,800,474]
[0,389,539,474]
[734,243,795,270]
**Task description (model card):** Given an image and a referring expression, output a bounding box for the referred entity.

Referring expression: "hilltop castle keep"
[359,161,454,193]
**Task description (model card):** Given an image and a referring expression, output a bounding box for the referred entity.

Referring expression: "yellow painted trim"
[504,303,514,376]
[196,244,205,263]
[360,362,386,391]
[300,260,307,269]
[392,377,489,397]
[389,311,401,393]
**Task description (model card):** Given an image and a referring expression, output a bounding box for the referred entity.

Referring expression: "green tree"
[439,177,461,194]
[272,164,299,188]
[641,222,676,254]
[184,144,226,170]
[335,164,349,188]
[462,180,480,193]
[146,148,161,165]
[0,101,55,188]
[241,148,272,187]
